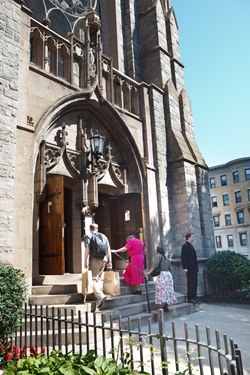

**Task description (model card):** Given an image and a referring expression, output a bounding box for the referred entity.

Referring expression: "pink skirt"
[123,254,144,286]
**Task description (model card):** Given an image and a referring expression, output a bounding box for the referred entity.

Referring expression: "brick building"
[208,157,250,258]
[0,0,214,295]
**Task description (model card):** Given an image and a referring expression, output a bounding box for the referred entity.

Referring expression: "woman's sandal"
[163,303,169,312]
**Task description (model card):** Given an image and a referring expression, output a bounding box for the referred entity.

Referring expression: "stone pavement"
[150,302,250,374]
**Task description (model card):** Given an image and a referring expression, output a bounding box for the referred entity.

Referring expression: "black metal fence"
[6,303,244,375]
[203,271,250,303]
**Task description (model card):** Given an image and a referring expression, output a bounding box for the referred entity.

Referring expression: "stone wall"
[0,0,21,264]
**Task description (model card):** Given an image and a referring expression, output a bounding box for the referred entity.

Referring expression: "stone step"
[33,274,83,285]
[29,274,195,339]
[33,272,152,288]
[22,273,200,350]
[23,303,87,315]
[30,274,156,306]
[31,284,78,295]
[29,290,155,313]
[25,293,187,322]
[20,305,102,330]
[17,301,200,347]
[98,292,186,320]
[33,272,130,286]
[29,293,84,305]
[30,285,153,299]
[14,325,112,347]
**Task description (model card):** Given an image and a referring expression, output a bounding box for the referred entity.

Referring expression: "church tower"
[0,0,214,294]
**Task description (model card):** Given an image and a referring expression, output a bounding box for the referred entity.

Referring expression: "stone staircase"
[14,273,201,348]
[30,273,199,325]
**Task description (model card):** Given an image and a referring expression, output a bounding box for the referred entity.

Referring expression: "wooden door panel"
[39,175,65,275]
[111,192,144,246]
[110,193,144,268]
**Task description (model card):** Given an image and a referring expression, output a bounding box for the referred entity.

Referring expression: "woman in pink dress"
[112,235,145,294]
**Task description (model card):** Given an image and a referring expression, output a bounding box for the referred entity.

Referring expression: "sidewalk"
[152,302,250,374]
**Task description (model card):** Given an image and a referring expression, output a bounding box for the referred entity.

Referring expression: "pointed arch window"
[58,52,64,78]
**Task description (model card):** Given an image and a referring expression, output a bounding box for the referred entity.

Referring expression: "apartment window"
[235,191,242,203]
[225,214,231,226]
[223,194,229,206]
[239,233,247,246]
[213,216,220,227]
[245,169,250,180]
[215,236,222,248]
[248,189,250,201]
[211,196,218,207]
[236,211,244,224]
[232,171,239,183]
[227,235,234,248]
[220,175,227,186]
[209,177,216,188]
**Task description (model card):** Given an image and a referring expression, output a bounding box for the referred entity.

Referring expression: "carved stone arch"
[33,88,145,205]
[32,88,146,276]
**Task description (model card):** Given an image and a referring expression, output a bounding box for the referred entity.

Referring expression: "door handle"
[58,222,66,239]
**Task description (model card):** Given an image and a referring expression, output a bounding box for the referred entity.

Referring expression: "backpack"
[89,232,108,258]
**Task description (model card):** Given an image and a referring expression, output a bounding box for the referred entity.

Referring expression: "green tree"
[0,263,27,343]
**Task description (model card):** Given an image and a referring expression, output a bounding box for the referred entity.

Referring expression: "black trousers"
[186,272,197,301]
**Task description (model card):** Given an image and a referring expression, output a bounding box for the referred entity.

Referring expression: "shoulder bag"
[150,255,163,277]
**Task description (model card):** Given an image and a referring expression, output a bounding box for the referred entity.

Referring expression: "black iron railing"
[6,303,244,375]
[203,270,250,303]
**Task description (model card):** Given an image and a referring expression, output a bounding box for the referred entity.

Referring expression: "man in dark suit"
[181,233,198,304]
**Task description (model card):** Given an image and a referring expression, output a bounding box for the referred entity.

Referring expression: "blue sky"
[170,0,250,167]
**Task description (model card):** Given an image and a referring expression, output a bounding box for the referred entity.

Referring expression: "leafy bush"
[206,250,250,291]
[2,349,151,374]
[1,347,196,375]
[0,263,27,343]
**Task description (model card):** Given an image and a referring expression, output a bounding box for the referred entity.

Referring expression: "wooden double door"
[39,175,144,275]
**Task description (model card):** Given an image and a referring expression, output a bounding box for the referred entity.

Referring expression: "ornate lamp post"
[83,129,110,211]
[90,132,105,166]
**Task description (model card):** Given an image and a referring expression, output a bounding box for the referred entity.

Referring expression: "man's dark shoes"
[189,298,198,304]
[132,290,142,295]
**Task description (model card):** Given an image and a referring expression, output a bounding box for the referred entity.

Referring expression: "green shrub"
[2,349,151,374]
[1,348,197,375]
[206,250,250,291]
[0,263,27,343]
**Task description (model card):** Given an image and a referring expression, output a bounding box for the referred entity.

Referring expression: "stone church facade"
[0,0,215,295]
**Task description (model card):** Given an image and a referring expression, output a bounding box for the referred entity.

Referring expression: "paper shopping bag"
[82,269,93,295]
[103,271,120,296]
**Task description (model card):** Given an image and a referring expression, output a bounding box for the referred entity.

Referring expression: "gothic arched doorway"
[34,98,145,276]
